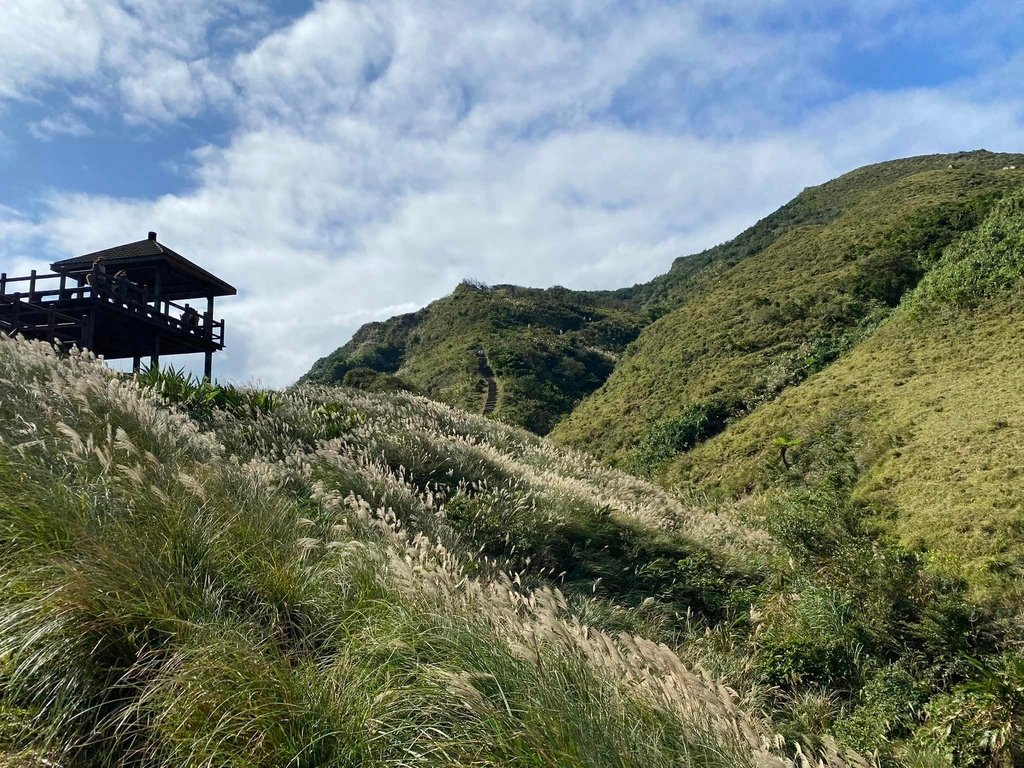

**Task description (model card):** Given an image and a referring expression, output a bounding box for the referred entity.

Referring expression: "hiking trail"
[477,349,498,415]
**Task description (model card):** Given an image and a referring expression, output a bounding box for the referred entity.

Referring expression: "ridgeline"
[3,150,1023,766]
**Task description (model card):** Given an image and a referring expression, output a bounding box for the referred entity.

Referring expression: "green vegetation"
[910,187,1024,311]
[6,150,1024,765]
[306,152,1024,464]
[5,327,1023,765]
[293,150,1024,765]
[647,187,1024,764]
[629,397,738,475]
[0,338,829,768]
[305,282,644,433]
[553,152,1024,463]
[669,188,1024,593]
[135,364,280,422]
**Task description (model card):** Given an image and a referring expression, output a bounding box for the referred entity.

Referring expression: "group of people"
[179,304,203,332]
[86,260,139,302]
[85,259,206,334]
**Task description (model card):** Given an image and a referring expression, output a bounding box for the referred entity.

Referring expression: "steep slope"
[307,151,1024,446]
[552,151,1024,464]
[6,336,1024,765]
[614,151,1014,315]
[664,188,1024,592]
[304,282,645,434]
[0,336,824,768]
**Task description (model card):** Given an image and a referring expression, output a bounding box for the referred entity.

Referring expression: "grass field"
[0,337,862,768]
[553,154,1024,464]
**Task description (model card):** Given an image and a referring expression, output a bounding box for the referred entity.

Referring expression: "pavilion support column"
[83,310,96,352]
[152,270,162,313]
[133,355,142,374]
[204,295,215,381]
[151,335,160,370]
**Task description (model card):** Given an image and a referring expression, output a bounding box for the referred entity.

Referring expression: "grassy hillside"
[304,282,645,434]
[3,338,1024,765]
[664,188,1024,594]
[7,151,1023,765]
[0,336,811,768]
[552,151,1024,463]
[307,152,1024,449]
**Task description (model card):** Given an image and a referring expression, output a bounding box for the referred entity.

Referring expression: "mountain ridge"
[305,150,1024,446]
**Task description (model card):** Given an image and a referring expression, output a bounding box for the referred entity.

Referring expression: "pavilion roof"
[51,232,236,300]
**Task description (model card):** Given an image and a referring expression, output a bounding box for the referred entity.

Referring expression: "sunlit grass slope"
[667,188,1024,593]
[552,151,1024,464]
[304,283,644,434]
[0,337,851,768]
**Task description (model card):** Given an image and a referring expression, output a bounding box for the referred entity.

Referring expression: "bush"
[631,398,739,474]
[833,663,926,755]
[911,189,1024,311]
[135,365,278,423]
[913,654,1024,767]
[341,366,414,393]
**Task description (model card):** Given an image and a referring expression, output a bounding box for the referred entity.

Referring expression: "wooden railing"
[0,270,225,346]
[0,293,85,343]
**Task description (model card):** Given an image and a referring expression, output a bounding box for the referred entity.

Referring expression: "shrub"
[135,364,278,423]
[631,398,739,474]
[341,366,414,393]
[911,189,1024,312]
[913,654,1024,767]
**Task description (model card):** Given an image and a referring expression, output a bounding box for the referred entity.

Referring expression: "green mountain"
[553,151,1024,461]
[665,188,1024,594]
[293,152,1024,765]
[303,283,646,434]
[12,150,1020,764]
[307,151,1024,450]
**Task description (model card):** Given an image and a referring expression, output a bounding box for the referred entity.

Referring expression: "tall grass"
[0,338,860,767]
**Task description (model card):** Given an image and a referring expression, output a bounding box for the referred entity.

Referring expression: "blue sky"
[1,0,1023,385]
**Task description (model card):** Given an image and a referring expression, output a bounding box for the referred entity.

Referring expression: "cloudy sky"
[1,0,1023,385]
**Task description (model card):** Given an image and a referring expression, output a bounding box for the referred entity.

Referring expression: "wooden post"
[152,270,162,313]
[47,306,55,340]
[204,351,213,381]
[59,274,67,301]
[133,355,141,373]
[28,270,36,302]
[83,310,95,351]
[206,296,214,339]
[1,273,7,296]
[151,335,160,369]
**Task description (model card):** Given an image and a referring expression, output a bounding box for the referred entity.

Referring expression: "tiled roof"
[51,235,236,297]
[56,238,168,266]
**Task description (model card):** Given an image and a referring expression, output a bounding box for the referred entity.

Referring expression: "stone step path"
[477,349,498,415]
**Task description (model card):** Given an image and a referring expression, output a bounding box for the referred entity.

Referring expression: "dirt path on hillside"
[477,349,498,415]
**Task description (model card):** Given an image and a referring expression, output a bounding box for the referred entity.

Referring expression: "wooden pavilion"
[0,232,235,379]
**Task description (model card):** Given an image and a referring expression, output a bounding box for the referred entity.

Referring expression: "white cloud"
[0,0,105,100]
[0,0,268,124]
[28,112,93,140]
[6,1,1024,387]
[119,55,215,123]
